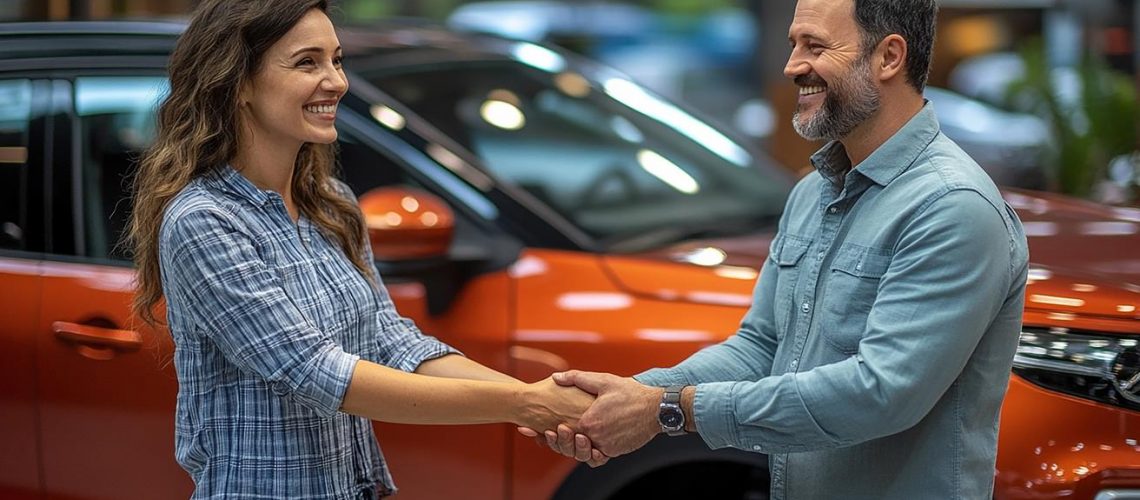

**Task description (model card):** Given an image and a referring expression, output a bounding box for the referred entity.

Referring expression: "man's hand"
[518,424,610,467]
[551,370,662,458]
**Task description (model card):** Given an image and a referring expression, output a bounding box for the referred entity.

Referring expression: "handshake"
[513,371,683,468]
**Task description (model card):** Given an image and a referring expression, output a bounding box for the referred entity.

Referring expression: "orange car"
[0,21,1137,500]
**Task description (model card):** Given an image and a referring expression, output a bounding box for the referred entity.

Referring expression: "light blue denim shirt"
[159,166,458,499]
[637,103,1029,499]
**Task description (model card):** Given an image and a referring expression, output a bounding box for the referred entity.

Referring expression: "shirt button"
[790,359,799,369]
[829,206,838,214]
[801,302,811,313]
[752,445,762,451]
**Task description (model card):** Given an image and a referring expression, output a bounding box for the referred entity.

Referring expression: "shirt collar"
[202,164,273,206]
[810,100,941,187]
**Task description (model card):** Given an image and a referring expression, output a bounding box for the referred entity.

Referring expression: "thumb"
[559,371,610,395]
[517,427,538,438]
[551,370,581,387]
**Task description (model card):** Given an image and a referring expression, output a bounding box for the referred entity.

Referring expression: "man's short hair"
[853,0,938,92]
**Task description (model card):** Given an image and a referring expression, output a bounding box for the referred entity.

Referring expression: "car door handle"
[52,321,143,351]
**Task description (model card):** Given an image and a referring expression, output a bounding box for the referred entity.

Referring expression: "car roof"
[0,19,521,61]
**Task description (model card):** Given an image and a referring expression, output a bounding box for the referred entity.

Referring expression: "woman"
[126,0,592,497]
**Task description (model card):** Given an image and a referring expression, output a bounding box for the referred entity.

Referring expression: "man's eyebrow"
[788,31,825,44]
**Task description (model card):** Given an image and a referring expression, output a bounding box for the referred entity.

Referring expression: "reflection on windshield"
[602,77,752,168]
[359,57,789,249]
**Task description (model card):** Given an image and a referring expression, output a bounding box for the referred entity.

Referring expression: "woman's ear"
[876,34,908,83]
[237,80,251,109]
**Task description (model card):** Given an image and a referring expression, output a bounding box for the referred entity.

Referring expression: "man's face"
[785,0,881,141]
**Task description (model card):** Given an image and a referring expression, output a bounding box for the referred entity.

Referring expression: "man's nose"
[788,58,807,80]
[784,51,808,80]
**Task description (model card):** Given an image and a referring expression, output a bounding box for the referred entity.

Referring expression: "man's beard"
[792,55,881,141]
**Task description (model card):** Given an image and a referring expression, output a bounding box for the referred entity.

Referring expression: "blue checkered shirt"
[159,165,457,499]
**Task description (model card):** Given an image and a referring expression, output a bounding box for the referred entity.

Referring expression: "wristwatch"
[658,385,686,436]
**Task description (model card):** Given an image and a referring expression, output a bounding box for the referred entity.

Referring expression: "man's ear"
[876,34,908,83]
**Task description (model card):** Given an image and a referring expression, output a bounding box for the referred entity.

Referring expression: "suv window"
[0,79,33,252]
[74,76,166,261]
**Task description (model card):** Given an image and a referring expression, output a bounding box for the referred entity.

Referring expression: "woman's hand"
[516,376,594,431]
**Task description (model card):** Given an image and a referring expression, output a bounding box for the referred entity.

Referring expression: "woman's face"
[239,8,347,151]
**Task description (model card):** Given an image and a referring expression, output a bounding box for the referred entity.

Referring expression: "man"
[540,0,1030,498]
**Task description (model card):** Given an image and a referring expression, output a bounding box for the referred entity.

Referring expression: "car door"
[0,77,47,500]
[34,75,192,499]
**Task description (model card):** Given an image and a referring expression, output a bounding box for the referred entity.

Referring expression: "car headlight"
[1013,327,1140,411]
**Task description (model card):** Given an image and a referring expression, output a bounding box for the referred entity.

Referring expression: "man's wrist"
[681,386,697,433]
[648,386,666,435]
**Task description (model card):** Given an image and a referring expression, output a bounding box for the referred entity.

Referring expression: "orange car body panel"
[0,259,42,500]
[4,185,1139,499]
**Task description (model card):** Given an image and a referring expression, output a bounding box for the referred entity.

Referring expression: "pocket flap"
[831,248,891,278]
[777,237,810,266]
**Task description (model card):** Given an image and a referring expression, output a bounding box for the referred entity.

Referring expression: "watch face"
[660,407,683,429]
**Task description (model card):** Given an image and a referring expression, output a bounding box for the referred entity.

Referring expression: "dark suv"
[1,21,1138,500]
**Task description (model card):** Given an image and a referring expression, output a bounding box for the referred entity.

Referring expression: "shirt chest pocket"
[275,257,356,334]
[820,248,891,355]
[772,236,811,337]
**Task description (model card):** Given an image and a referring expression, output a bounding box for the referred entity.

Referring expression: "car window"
[338,128,422,195]
[74,76,166,261]
[0,79,33,252]
[358,56,789,249]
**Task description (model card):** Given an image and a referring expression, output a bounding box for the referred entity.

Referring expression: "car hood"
[1002,189,1140,285]
[601,189,1140,320]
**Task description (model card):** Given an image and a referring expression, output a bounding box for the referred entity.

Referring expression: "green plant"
[1005,38,1137,197]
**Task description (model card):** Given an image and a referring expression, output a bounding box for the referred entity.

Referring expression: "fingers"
[588,448,611,468]
[573,433,592,462]
[557,424,575,456]
[533,424,610,467]
[517,427,538,438]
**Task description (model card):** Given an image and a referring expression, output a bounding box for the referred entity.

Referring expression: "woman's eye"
[297,57,315,67]
[333,56,344,67]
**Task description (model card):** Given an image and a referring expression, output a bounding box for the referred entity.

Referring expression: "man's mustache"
[794,73,827,88]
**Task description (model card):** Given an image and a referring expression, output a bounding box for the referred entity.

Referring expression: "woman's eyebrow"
[289,45,342,57]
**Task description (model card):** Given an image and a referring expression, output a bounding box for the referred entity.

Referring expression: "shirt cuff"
[390,337,462,373]
[294,342,361,418]
[692,381,742,450]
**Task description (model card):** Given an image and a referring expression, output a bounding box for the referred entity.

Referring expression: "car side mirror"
[358,187,454,261]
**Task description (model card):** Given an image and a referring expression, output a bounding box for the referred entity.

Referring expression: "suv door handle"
[52,321,143,351]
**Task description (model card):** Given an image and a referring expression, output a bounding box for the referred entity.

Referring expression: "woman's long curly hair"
[127,0,371,326]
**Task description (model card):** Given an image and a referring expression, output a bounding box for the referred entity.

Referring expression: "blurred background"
[5,0,1139,205]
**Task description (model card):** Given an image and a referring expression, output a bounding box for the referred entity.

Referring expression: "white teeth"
[799,86,825,96]
[304,104,336,114]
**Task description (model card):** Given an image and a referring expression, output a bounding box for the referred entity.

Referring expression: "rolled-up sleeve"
[368,281,459,372]
[692,189,1016,453]
[163,208,358,417]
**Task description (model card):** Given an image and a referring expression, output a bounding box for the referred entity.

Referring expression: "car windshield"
[349,45,790,250]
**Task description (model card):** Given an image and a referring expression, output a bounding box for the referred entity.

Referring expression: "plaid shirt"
[159,166,457,499]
